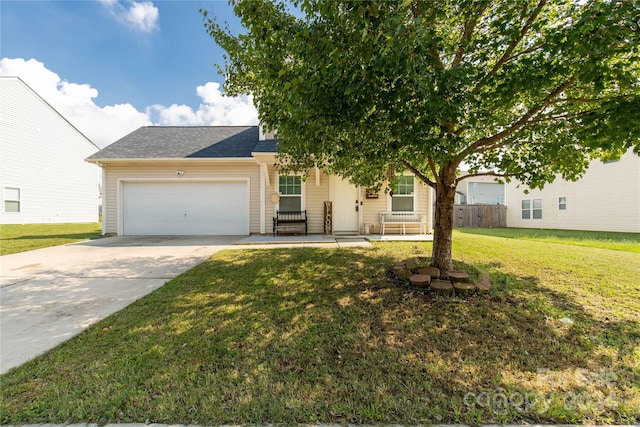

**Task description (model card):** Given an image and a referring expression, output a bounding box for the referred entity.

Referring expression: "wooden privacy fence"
[453,204,507,228]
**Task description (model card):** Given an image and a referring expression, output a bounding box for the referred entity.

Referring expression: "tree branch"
[451,2,490,69]
[455,171,509,185]
[462,74,579,159]
[410,1,445,71]
[550,95,628,104]
[473,0,548,92]
[471,105,602,157]
[452,13,482,68]
[428,157,439,182]
[402,160,436,188]
[505,42,544,63]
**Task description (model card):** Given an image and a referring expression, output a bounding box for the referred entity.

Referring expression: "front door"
[331,176,359,233]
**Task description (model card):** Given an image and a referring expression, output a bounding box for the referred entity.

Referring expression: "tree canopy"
[205,0,640,270]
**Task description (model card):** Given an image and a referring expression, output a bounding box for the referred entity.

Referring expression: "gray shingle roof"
[253,139,278,153]
[87,126,260,160]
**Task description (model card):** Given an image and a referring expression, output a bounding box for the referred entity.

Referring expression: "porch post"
[259,163,267,234]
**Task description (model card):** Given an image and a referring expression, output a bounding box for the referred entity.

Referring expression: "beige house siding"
[360,178,432,234]
[101,158,434,236]
[102,161,261,235]
[505,150,640,233]
[263,166,276,232]
[304,168,331,234]
[264,166,330,234]
[361,186,388,234]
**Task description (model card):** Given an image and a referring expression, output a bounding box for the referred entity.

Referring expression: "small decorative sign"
[365,189,379,199]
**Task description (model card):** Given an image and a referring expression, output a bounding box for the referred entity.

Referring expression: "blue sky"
[1,0,258,146]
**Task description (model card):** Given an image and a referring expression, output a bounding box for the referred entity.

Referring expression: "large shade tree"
[204,0,640,272]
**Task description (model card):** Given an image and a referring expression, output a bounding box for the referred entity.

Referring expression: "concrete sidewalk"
[235,234,372,248]
[233,232,435,247]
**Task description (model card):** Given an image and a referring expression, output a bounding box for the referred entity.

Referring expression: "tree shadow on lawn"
[1,247,638,425]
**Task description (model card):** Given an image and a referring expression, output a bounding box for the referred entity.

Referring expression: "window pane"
[392,196,413,212]
[533,199,542,209]
[4,201,20,213]
[393,176,414,195]
[279,196,301,212]
[559,197,567,210]
[533,209,542,219]
[279,176,301,195]
[522,209,530,219]
[521,200,530,209]
[4,187,20,200]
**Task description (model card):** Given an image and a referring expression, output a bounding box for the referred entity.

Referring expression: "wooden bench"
[273,210,308,236]
[380,211,426,235]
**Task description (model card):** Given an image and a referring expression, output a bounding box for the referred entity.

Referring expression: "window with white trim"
[278,175,302,211]
[533,199,543,219]
[521,200,531,219]
[391,175,415,211]
[521,198,542,219]
[3,187,20,213]
[559,196,567,210]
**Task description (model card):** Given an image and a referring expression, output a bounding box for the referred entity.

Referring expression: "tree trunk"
[431,170,457,274]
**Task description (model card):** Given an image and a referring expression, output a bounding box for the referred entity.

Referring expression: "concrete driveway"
[0,235,240,374]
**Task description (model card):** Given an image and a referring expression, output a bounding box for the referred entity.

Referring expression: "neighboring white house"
[505,149,640,233]
[0,77,99,224]
[455,175,504,205]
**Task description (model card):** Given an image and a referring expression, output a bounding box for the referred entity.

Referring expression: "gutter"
[85,157,258,164]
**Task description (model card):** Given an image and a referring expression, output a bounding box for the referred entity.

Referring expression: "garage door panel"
[123,182,248,235]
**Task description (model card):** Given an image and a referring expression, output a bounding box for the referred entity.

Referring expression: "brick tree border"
[387,257,493,296]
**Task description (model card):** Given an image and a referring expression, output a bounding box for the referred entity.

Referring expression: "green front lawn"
[1,232,638,424]
[457,227,640,253]
[0,223,102,255]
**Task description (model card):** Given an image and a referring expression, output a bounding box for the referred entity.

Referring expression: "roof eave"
[85,157,258,164]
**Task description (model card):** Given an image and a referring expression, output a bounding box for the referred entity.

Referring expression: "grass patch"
[0,223,102,255]
[1,232,638,424]
[456,227,640,253]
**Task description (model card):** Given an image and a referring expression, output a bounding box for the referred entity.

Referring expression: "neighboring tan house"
[0,77,99,224]
[455,175,504,205]
[505,149,640,233]
[86,126,433,236]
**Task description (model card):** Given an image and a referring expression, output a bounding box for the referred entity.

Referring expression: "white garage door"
[123,181,249,235]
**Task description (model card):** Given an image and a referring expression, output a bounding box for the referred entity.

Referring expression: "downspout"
[100,162,107,235]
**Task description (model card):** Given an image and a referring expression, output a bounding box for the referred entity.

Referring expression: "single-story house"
[86,126,433,236]
[1,76,99,224]
[505,149,640,233]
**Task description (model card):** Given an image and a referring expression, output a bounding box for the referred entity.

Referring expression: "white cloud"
[0,58,259,148]
[100,0,159,32]
[152,82,259,126]
[0,58,150,147]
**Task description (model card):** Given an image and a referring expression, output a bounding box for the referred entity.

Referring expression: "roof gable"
[0,76,99,151]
